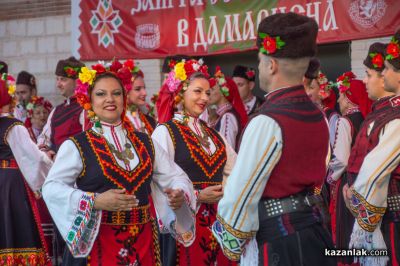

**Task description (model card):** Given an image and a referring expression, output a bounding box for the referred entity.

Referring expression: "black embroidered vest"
[164,120,227,190]
[70,129,155,224]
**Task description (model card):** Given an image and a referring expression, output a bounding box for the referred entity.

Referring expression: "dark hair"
[189,72,208,82]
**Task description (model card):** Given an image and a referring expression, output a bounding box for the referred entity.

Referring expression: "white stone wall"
[351,36,391,79]
[0,15,163,106]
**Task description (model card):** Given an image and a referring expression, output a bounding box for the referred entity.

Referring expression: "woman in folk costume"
[23,96,57,261]
[25,96,53,143]
[123,59,157,135]
[208,67,248,151]
[0,71,53,265]
[42,62,196,266]
[153,59,237,265]
[327,71,372,264]
[343,33,400,266]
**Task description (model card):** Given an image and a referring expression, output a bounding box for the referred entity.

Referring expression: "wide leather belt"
[388,195,400,211]
[260,192,323,219]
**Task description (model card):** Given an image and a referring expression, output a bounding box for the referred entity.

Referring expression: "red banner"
[73,0,400,60]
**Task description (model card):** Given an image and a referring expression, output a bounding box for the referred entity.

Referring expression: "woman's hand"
[198,184,223,204]
[94,189,138,211]
[164,188,185,210]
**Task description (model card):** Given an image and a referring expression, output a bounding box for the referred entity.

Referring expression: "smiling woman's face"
[182,77,210,117]
[91,76,124,124]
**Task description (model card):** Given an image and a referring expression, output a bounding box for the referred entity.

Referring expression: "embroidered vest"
[164,120,227,190]
[347,96,400,185]
[70,129,155,224]
[259,85,329,199]
[51,97,82,152]
[0,116,23,160]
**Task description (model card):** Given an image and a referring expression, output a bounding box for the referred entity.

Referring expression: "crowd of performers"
[0,12,399,266]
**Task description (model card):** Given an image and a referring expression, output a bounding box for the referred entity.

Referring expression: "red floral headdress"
[317,72,332,100]
[258,32,286,55]
[156,58,209,123]
[75,59,133,119]
[335,71,356,94]
[0,73,16,108]
[26,96,53,117]
[210,66,229,97]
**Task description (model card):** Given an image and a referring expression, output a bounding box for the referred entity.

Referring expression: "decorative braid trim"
[3,121,24,145]
[350,188,386,232]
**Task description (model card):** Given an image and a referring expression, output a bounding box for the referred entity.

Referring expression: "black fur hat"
[16,71,36,89]
[232,65,256,82]
[257,12,318,58]
[55,56,85,79]
[363,42,386,72]
[385,29,400,70]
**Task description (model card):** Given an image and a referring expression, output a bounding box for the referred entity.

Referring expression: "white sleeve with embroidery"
[212,115,283,261]
[151,140,196,247]
[218,113,239,149]
[37,108,55,147]
[42,140,101,258]
[327,117,352,183]
[7,124,53,192]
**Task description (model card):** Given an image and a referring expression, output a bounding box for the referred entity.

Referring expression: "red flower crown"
[26,96,53,117]
[336,71,356,93]
[75,59,134,116]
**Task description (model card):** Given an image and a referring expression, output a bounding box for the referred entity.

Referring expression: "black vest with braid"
[163,120,227,190]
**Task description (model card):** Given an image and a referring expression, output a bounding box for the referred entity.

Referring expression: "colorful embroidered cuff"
[211,215,255,261]
[66,192,102,257]
[349,188,386,232]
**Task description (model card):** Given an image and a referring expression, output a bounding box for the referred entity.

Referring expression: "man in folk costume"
[343,31,400,266]
[232,65,263,116]
[212,12,335,265]
[14,71,37,122]
[37,56,87,152]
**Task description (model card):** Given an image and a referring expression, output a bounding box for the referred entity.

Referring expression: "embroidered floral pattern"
[0,248,48,266]
[66,192,101,257]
